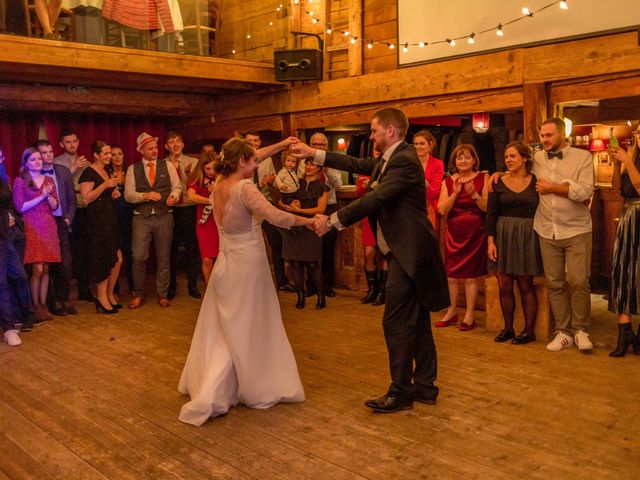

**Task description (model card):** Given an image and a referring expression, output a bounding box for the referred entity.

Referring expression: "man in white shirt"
[164,131,201,300]
[533,117,595,352]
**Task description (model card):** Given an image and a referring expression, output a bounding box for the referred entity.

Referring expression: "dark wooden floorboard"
[0,286,638,479]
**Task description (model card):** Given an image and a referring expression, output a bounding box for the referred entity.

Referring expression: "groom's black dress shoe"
[413,394,437,405]
[364,394,413,413]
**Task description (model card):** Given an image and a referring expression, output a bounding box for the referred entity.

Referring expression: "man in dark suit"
[35,139,77,315]
[292,107,449,413]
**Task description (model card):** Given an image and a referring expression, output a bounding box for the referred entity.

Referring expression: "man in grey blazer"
[292,108,449,413]
[35,139,77,315]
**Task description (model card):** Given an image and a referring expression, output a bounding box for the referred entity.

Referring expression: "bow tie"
[547,151,563,160]
[41,169,55,175]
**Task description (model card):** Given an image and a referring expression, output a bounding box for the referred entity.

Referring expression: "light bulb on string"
[350,36,357,45]
[467,33,475,44]
[246,34,251,39]
[312,18,319,24]
[367,42,373,49]
[343,31,350,36]
[231,49,236,54]
[559,0,568,9]
[389,43,395,49]
[402,43,409,53]
[447,38,455,47]
[326,26,332,34]
[496,24,504,36]
[522,7,533,16]
[269,21,273,26]
[418,41,425,48]
[307,10,313,16]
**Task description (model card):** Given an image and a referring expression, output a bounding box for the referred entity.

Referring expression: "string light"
[227,0,570,58]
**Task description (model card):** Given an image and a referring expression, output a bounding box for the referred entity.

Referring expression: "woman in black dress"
[486,141,543,344]
[608,126,640,357]
[280,157,329,310]
[79,141,123,314]
[108,145,134,295]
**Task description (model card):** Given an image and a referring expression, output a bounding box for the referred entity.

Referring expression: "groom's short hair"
[373,108,408,138]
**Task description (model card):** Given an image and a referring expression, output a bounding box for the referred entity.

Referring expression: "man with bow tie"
[291,107,449,413]
[34,139,77,316]
[532,117,595,353]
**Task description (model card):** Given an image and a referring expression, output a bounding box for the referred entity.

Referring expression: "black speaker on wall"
[274,49,323,82]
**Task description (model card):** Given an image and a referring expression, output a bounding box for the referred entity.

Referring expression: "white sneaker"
[574,330,593,352]
[3,330,22,347]
[546,331,574,352]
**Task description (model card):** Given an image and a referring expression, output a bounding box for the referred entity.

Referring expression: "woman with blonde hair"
[187,152,219,285]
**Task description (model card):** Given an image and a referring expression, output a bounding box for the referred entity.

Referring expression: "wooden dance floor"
[1,288,638,479]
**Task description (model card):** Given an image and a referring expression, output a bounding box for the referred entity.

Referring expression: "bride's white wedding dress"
[178,179,305,426]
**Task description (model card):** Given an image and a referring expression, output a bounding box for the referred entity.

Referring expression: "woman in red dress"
[12,148,60,322]
[187,152,220,286]
[436,144,489,331]
[413,130,444,236]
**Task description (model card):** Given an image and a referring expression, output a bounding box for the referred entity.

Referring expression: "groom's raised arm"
[291,142,376,175]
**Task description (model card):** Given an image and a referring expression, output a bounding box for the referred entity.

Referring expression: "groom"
[291,107,449,413]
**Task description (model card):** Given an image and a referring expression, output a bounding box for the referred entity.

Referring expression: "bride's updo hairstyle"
[215,137,255,176]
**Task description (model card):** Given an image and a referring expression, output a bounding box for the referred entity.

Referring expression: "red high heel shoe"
[435,313,459,327]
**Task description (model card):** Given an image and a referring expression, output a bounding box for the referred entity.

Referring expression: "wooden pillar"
[522,82,548,143]
[348,0,363,77]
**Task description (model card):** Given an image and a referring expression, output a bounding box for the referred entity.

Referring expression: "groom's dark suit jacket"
[324,141,449,311]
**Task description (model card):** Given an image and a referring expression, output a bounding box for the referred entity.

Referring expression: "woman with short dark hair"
[436,144,489,331]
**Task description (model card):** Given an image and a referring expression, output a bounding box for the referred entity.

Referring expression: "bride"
[178,136,314,426]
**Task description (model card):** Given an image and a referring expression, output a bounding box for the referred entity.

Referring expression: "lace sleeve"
[240,181,296,229]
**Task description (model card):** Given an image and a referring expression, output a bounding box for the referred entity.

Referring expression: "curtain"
[44,113,166,168]
[0,112,41,179]
[0,111,166,180]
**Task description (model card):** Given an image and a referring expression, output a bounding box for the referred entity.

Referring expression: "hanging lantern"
[472,112,490,133]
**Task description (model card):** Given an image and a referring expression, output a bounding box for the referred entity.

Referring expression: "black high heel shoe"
[295,291,305,309]
[110,302,123,309]
[609,323,639,357]
[94,298,118,315]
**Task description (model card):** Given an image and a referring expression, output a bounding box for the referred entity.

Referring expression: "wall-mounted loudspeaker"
[273,49,323,82]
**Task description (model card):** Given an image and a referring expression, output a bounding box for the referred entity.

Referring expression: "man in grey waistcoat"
[125,133,182,309]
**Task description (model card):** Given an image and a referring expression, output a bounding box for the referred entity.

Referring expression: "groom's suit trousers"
[382,253,438,400]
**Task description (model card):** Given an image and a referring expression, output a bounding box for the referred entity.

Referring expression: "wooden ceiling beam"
[0,83,217,117]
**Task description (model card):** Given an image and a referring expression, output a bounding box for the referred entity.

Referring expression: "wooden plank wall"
[218,0,290,61]
[363,0,397,74]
